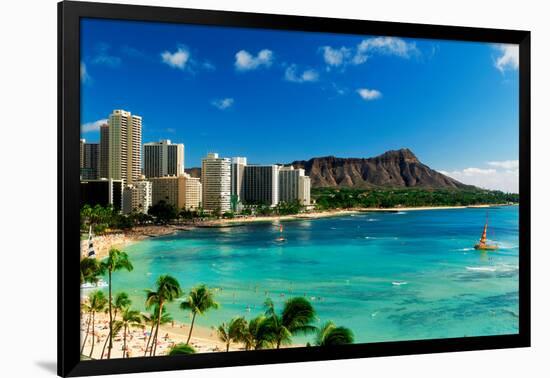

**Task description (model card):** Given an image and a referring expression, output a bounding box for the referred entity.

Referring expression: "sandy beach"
[80,225,184,260]
[80,311,236,359]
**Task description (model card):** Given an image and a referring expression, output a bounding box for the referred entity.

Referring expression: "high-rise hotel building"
[279,166,311,206]
[201,153,231,213]
[99,123,109,179]
[149,173,201,210]
[143,140,185,178]
[108,109,142,185]
[243,165,280,207]
[80,139,99,180]
[231,157,247,210]
[122,180,152,215]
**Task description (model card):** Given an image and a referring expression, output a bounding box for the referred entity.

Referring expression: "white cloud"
[92,43,121,67]
[80,62,90,83]
[322,37,418,68]
[356,88,382,101]
[284,65,319,83]
[211,98,234,110]
[161,47,190,70]
[439,160,519,193]
[494,44,519,73]
[487,160,519,170]
[234,49,273,71]
[81,119,108,133]
[321,46,352,67]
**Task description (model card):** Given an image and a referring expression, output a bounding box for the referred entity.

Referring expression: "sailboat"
[87,224,96,258]
[474,214,498,251]
[275,224,286,243]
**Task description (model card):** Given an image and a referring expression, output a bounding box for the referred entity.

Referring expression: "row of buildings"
[80,109,311,216]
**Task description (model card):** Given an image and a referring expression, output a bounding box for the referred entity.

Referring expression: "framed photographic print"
[58,1,530,376]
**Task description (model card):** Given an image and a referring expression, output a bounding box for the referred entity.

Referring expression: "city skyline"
[80,19,519,192]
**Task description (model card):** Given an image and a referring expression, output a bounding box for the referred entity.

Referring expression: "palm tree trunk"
[123,324,128,358]
[276,339,281,349]
[101,309,118,359]
[186,312,196,344]
[107,270,113,359]
[89,311,96,357]
[226,340,230,352]
[81,312,92,354]
[152,302,163,356]
[144,321,155,357]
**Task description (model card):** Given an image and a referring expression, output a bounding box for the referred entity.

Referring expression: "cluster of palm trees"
[214,297,354,352]
[81,248,354,359]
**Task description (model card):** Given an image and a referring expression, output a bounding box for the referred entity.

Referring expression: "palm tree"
[180,285,219,344]
[167,343,196,355]
[118,308,143,358]
[314,321,354,346]
[100,292,131,359]
[240,315,272,350]
[80,257,103,285]
[81,290,107,358]
[101,248,133,359]
[264,297,317,349]
[143,305,173,357]
[145,275,182,356]
[216,317,247,352]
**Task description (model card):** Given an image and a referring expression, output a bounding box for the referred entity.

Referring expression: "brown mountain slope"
[289,148,471,189]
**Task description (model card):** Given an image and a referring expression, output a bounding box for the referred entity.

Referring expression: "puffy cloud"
[234,49,273,71]
[321,37,418,68]
[321,46,352,67]
[284,65,319,83]
[439,161,519,193]
[211,98,234,110]
[488,160,519,170]
[81,119,108,133]
[494,44,519,73]
[356,88,382,101]
[161,47,190,70]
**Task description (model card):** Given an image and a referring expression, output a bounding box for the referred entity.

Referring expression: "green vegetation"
[167,343,196,355]
[180,285,220,344]
[148,200,178,224]
[314,321,354,346]
[81,290,107,357]
[215,317,248,352]
[101,248,134,359]
[313,187,519,210]
[145,275,183,356]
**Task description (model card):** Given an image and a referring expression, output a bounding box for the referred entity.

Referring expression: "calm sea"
[109,206,519,344]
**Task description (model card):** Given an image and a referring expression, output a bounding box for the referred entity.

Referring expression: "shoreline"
[81,203,515,259]
[197,203,515,228]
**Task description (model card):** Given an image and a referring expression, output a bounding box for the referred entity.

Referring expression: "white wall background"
[0,0,547,377]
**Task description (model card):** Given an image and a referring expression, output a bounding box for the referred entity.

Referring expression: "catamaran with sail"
[474,214,498,251]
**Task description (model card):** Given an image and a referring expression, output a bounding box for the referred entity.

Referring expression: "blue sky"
[80,19,520,192]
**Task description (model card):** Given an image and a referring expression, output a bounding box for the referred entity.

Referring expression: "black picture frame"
[58,1,531,376]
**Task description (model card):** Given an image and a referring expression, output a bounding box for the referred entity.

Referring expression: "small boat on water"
[474,214,498,251]
[275,224,286,243]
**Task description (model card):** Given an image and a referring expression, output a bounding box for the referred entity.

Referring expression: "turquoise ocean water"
[108,206,519,344]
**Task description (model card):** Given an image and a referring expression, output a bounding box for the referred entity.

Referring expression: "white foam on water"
[466,266,496,272]
[392,281,408,286]
[396,211,408,215]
